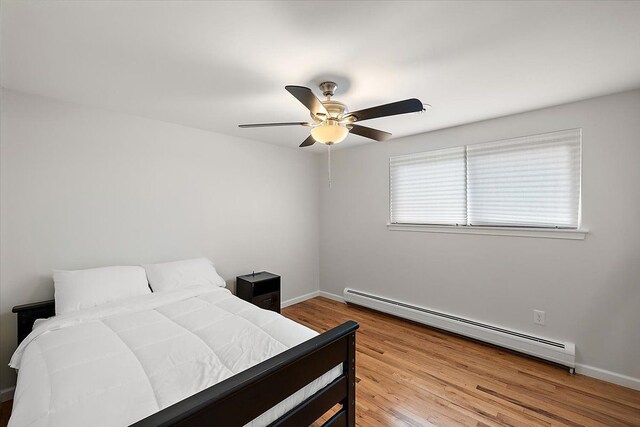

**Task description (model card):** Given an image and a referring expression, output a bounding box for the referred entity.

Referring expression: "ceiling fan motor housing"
[314,100,348,120]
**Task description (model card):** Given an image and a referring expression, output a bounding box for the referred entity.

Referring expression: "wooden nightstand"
[236,272,281,313]
[13,300,56,345]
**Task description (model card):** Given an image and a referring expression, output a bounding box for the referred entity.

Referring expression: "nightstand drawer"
[252,291,279,310]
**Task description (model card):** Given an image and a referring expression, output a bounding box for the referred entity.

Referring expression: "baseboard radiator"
[343,288,576,370]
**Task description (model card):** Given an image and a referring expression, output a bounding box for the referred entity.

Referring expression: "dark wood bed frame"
[13,300,359,427]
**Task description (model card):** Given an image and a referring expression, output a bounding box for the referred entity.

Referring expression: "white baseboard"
[281,290,346,308]
[319,291,345,303]
[281,291,319,308]
[1,386,15,402]
[576,363,640,391]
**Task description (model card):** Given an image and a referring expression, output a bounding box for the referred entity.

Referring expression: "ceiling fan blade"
[285,85,328,117]
[346,98,424,122]
[238,122,310,128]
[299,135,316,147]
[349,124,392,141]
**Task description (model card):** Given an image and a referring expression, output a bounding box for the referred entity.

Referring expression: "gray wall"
[319,90,640,380]
[2,88,639,392]
[0,90,320,391]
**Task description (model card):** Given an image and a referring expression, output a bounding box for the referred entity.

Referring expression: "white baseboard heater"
[343,287,576,371]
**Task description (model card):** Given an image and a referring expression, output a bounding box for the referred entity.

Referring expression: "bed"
[10,284,358,426]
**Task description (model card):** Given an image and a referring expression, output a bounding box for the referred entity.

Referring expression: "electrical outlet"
[534,310,545,325]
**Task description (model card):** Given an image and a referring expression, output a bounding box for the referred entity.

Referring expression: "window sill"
[386,223,588,240]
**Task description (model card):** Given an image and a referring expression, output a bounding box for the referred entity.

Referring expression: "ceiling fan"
[238,81,427,147]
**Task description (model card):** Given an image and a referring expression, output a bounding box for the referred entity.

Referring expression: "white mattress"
[9,285,340,427]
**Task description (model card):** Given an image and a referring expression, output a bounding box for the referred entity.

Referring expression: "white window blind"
[467,129,581,228]
[389,129,582,228]
[390,146,467,225]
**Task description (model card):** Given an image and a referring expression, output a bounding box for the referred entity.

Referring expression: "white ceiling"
[2,1,640,152]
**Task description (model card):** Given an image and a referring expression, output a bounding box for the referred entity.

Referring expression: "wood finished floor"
[1,297,639,427]
[283,297,640,427]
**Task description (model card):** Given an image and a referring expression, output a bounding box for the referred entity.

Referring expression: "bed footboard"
[131,320,359,427]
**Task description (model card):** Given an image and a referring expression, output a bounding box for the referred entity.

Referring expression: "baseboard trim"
[319,291,345,303]
[281,291,320,308]
[576,363,640,391]
[281,290,345,308]
[1,386,14,402]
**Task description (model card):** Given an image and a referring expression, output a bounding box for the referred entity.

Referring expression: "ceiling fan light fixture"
[310,120,349,145]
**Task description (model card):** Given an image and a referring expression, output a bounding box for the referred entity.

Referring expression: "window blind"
[390,146,467,225]
[466,129,581,228]
[389,129,582,228]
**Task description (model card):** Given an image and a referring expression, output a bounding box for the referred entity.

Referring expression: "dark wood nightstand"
[13,300,56,345]
[236,272,281,313]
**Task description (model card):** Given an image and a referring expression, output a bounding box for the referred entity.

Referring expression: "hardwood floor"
[283,297,640,427]
[1,297,638,427]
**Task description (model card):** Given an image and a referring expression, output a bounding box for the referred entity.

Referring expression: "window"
[390,129,581,229]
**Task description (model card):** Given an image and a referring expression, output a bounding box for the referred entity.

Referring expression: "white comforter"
[9,286,339,427]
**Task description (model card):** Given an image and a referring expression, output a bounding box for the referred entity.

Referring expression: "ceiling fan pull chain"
[328,144,332,188]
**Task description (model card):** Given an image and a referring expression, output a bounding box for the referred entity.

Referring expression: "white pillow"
[143,258,226,292]
[53,266,150,315]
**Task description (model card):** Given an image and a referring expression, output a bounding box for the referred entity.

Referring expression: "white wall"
[319,90,640,383]
[0,90,320,391]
